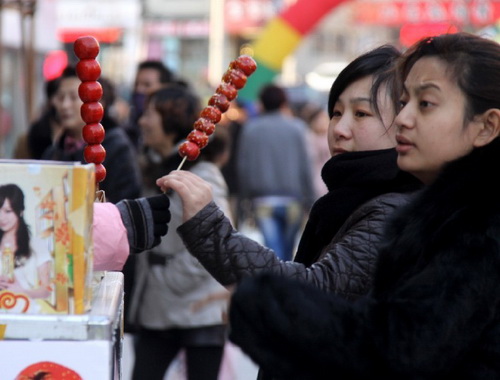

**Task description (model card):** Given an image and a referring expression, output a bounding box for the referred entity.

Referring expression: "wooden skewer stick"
[176,156,188,171]
[163,156,187,195]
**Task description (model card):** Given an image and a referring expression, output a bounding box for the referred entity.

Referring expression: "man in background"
[237,84,315,261]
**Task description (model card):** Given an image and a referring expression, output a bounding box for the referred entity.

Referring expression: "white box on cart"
[0,271,124,380]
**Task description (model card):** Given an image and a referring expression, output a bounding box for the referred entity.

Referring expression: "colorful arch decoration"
[239,0,350,101]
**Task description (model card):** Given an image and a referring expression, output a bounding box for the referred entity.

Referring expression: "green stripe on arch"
[239,18,301,102]
[239,60,277,102]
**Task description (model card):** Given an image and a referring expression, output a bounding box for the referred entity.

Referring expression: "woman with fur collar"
[227,32,500,379]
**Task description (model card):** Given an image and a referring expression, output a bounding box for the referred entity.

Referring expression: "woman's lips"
[331,147,347,156]
[395,134,414,154]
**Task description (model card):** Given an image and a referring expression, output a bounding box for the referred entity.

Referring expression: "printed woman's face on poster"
[0,199,19,234]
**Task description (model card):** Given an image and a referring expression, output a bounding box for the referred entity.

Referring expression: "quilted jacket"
[178,191,413,300]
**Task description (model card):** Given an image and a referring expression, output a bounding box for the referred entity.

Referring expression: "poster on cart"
[0,160,95,315]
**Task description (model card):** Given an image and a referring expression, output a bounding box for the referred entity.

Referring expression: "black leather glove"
[116,194,171,253]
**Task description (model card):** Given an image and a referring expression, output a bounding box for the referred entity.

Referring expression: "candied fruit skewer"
[177,55,257,170]
[74,35,107,185]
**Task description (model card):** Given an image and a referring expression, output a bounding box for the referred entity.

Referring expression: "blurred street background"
[2,0,499,159]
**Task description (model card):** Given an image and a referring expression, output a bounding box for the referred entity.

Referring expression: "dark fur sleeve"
[229,273,380,379]
[229,231,500,379]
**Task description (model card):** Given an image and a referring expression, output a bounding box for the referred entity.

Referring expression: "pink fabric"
[93,202,130,271]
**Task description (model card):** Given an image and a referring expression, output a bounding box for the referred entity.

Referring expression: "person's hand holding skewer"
[157,170,214,222]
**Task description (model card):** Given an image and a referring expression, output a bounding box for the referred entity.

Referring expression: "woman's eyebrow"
[403,82,441,95]
[350,97,372,104]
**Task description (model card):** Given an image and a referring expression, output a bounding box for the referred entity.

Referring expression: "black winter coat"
[178,149,420,300]
[180,193,410,300]
[229,138,500,379]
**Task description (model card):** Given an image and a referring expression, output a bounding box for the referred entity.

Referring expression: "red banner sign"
[354,1,500,26]
[225,0,276,34]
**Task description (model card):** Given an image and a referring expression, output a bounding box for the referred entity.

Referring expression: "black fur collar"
[294,149,420,266]
[373,138,500,293]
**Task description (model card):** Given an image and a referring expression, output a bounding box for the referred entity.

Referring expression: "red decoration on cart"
[15,361,83,380]
[74,36,106,185]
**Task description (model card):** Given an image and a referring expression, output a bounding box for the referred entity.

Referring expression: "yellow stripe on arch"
[252,18,303,72]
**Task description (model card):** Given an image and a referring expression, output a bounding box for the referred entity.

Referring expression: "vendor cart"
[0,271,124,380]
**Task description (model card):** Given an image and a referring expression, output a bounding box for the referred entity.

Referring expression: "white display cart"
[0,271,124,380]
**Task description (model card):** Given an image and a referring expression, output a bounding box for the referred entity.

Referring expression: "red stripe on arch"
[280,0,349,36]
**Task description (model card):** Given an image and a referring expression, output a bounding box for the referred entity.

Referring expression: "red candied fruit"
[95,163,107,183]
[200,106,222,124]
[208,93,230,113]
[222,69,247,89]
[81,102,104,123]
[193,118,216,135]
[187,130,209,149]
[82,123,105,144]
[230,55,257,76]
[84,143,106,164]
[78,81,103,103]
[73,36,100,60]
[216,82,238,101]
[178,141,201,161]
[76,59,101,82]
